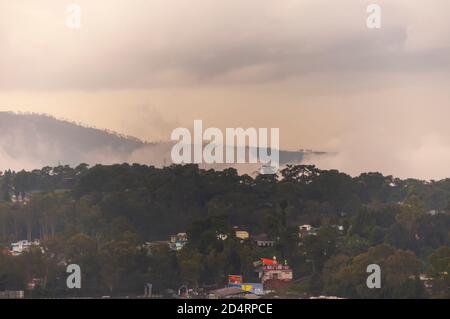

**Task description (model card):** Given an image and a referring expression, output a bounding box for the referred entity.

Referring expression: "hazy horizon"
[2,1,450,179]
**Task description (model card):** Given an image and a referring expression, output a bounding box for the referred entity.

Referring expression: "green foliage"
[323,245,425,299]
[427,246,450,298]
[0,164,449,298]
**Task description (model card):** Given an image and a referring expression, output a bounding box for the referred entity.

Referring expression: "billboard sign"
[228,275,243,285]
[241,283,264,295]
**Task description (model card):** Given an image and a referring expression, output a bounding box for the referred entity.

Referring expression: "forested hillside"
[0,164,449,298]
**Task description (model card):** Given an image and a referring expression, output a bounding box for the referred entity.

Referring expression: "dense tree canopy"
[0,164,448,298]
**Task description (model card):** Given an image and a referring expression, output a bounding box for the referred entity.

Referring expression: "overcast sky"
[1,0,450,179]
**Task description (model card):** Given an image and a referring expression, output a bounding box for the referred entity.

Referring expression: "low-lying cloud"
[2,1,450,180]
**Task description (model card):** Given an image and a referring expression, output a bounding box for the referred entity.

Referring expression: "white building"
[10,240,40,256]
[299,225,315,238]
[169,233,188,251]
[257,257,293,284]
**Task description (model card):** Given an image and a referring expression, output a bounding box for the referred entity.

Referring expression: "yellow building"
[235,230,250,240]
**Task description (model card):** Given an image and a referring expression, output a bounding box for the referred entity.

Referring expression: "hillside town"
[0,164,449,299]
[143,229,297,299]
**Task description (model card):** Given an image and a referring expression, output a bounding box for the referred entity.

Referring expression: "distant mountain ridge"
[0,112,151,170]
[0,112,324,172]
[0,111,146,147]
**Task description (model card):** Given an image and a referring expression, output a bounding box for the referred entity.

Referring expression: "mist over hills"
[0,112,322,172]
